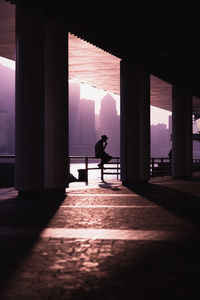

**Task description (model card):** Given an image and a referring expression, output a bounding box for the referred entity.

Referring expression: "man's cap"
[102,135,109,140]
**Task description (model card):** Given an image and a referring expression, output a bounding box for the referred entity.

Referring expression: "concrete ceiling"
[69,33,172,111]
[1,0,200,114]
[68,33,120,96]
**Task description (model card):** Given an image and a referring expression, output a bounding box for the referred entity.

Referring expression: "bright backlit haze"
[0,56,15,70]
[151,106,171,128]
[80,81,171,127]
[1,56,171,127]
[80,82,120,115]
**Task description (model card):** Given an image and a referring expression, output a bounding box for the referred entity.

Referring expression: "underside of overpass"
[1,0,200,113]
[1,0,200,189]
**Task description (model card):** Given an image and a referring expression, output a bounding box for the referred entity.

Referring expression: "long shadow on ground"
[1,182,200,299]
[126,180,200,227]
[79,181,200,300]
[70,181,200,300]
[0,191,65,295]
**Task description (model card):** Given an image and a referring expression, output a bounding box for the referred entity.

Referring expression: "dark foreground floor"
[0,176,200,299]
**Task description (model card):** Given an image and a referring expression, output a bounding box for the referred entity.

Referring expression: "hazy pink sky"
[1,56,171,127]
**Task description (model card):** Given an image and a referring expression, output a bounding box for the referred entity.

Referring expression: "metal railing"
[192,159,200,172]
[151,157,200,176]
[69,156,120,185]
[2,155,200,185]
[150,157,172,177]
[0,155,15,160]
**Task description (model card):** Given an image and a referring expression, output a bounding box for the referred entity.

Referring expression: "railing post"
[151,158,154,177]
[169,157,172,175]
[68,156,121,183]
[117,158,119,180]
[161,158,164,176]
[101,165,104,181]
[69,156,70,180]
[85,157,88,185]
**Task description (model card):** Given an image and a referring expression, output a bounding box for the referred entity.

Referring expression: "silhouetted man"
[95,135,112,168]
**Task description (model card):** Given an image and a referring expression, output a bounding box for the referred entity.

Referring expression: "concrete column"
[120,60,150,185]
[15,7,45,193]
[172,87,192,178]
[44,18,68,192]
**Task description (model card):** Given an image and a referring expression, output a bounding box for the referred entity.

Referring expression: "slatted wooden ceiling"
[69,33,172,111]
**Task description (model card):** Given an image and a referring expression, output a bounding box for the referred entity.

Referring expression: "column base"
[172,175,192,180]
[18,190,43,197]
[43,188,66,196]
[122,180,149,190]
[18,189,66,198]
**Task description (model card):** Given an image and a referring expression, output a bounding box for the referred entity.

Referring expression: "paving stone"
[1,179,200,299]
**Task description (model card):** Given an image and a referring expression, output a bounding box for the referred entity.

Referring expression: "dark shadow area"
[0,163,15,187]
[70,181,200,299]
[18,238,200,300]
[124,181,200,227]
[81,240,200,300]
[1,181,200,299]
[98,181,121,191]
[0,192,65,295]
[186,176,200,182]
[63,177,200,299]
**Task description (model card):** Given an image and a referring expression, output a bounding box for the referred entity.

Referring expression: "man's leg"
[97,156,105,168]
[97,153,112,168]
[104,153,112,164]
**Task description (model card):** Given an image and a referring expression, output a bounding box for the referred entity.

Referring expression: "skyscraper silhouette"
[0,63,15,155]
[69,81,95,156]
[97,93,120,156]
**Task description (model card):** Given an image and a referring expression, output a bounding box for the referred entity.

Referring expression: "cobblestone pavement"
[0,178,200,299]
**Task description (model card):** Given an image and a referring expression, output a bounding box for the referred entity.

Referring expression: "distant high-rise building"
[99,93,118,129]
[151,123,171,157]
[168,115,172,134]
[69,82,120,157]
[0,63,15,155]
[97,93,120,156]
[79,99,95,155]
[69,80,80,108]
[69,81,95,156]
[69,81,81,146]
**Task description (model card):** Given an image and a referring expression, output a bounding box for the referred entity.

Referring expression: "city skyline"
[78,79,172,127]
[69,80,173,158]
[1,56,172,128]
[69,81,120,156]
[1,58,199,158]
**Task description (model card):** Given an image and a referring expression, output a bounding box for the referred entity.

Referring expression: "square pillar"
[15,7,69,195]
[172,87,192,178]
[44,17,69,192]
[15,7,45,193]
[120,60,150,185]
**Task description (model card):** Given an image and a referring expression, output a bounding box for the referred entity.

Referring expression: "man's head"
[101,135,109,141]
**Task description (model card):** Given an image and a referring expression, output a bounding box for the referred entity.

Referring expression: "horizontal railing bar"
[103,173,121,175]
[1,155,199,162]
[88,168,120,170]
[70,156,120,159]
[0,155,15,158]
[86,168,120,170]
[103,162,120,165]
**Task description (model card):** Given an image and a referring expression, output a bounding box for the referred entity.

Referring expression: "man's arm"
[103,141,107,149]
